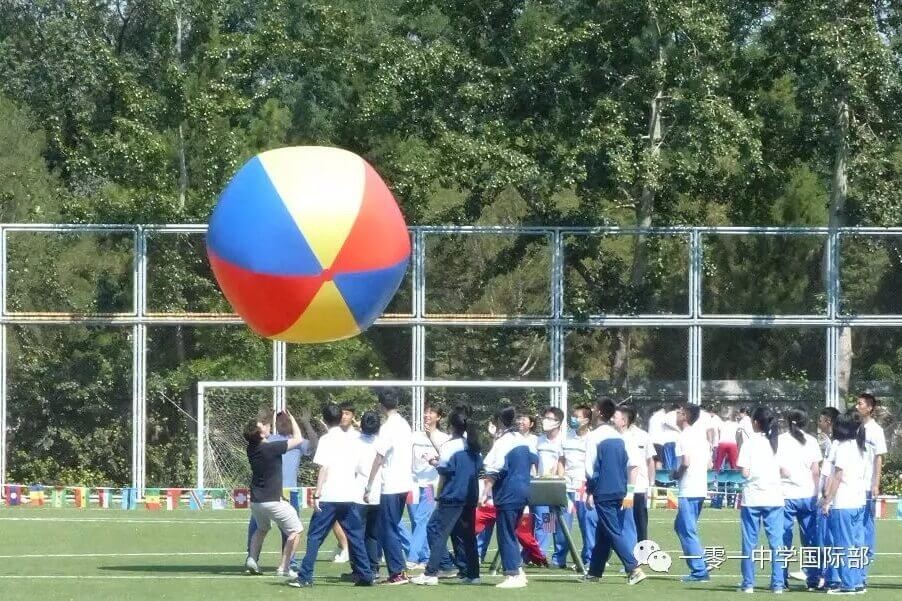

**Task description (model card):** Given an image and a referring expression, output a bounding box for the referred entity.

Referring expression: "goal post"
[196,379,568,490]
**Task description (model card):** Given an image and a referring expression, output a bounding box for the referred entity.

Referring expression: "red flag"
[165,489,181,510]
[232,488,249,509]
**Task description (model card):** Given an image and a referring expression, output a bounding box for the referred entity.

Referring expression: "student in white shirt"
[777,409,822,590]
[290,404,372,588]
[331,402,359,564]
[736,407,786,594]
[736,407,753,449]
[554,404,597,568]
[854,393,886,585]
[364,389,414,585]
[659,405,682,471]
[820,413,868,594]
[517,413,539,450]
[671,403,711,582]
[615,404,656,544]
[343,410,383,584]
[407,403,451,568]
[533,406,564,557]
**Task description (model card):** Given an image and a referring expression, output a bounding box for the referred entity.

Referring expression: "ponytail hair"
[833,413,866,453]
[785,409,808,445]
[450,406,482,455]
[752,406,779,453]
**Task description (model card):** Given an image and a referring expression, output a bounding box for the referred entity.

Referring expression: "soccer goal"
[196,379,567,490]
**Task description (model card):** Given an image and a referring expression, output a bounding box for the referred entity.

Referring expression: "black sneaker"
[354,579,375,587]
[581,574,600,583]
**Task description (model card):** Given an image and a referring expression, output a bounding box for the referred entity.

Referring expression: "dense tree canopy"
[0,0,899,486]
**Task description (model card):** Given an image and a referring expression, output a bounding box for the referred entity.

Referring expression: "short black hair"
[617,403,637,426]
[682,403,701,425]
[572,404,591,419]
[243,419,263,444]
[496,406,517,429]
[543,406,564,422]
[596,398,617,422]
[820,407,840,422]
[738,406,750,415]
[322,402,342,427]
[519,412,536,427]
[340,402,356,414]
[377,389,400,411]
[424,403,444,418]
[858,392,877,409]
[360,410,380,435]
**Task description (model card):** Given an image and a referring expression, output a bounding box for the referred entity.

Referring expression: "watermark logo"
[635,540,672,573]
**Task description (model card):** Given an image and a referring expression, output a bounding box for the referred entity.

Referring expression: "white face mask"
[542,418,559,432]
[487,423,497,437]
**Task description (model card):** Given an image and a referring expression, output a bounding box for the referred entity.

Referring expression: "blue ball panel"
[207,157,322,275]
[333,258,409,328]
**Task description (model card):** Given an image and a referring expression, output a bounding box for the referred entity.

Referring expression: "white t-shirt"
[412,429,451,487]
[831,439,867,509]
[536,433,564,477]
[675,423,710,498]
[718,419,739,445]
[561,429,588,492]
[820,442,834,496]
[648,410,666,445]
[313,427,360,503]
[704,412,722,445]
[661,411,681,444]
[737,432,784,507]
[737,416,753,442]
[623,425,655,494]
[862,419,887,490]
[375,412,414,494]
[776,432,822,500]
[356,433,382,505]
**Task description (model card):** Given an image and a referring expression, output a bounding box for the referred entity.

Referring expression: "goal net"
[196,379,567,490]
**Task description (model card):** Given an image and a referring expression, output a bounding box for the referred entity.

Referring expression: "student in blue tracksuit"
[855,393,886,589]
[671,403,711,583]
[817,407,840,589]
[820,412,867,595]
[582,398,647,586]
[411,406,483,586]
[480,406,537,589]
[776,409,822,590]
[736,406,785,594]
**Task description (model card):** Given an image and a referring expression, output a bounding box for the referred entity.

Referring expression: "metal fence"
[0,224,900,493]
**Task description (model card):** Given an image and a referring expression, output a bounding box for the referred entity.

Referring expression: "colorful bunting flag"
[188,489,205,510]
[29,485,45,507]
[165,489,180,510]
[232,488,249,509]
[120,488,137,510]
[51,487,65,508]
[211,489,227,510]
[5,485,22,506]
[95,488,110,509]
[73,487,88,509]
[144,488,161,510]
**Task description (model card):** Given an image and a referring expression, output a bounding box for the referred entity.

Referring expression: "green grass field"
[0,508,900,600]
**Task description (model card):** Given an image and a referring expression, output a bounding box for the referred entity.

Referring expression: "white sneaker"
[518,567,529,583]
[276,568,298,579]
[436,570,458,579]
[333,548,349,563]
[789,570,806,581]
[738,587,754,594]
[496,575,527,589]
[245,556,262,575]
[411,574,438,586]
[406,561,426,571]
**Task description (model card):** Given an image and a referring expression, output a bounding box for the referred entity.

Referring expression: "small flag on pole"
[188,489,205,510]
[73,487,88,509]
[29,485,45,507]
[165,489,180,510]
[120,488,137,510]
[232,488,249,509]
[211,489,227,510]
[95,488,110,509]
[542,511,556,533]
[144,488,161,510]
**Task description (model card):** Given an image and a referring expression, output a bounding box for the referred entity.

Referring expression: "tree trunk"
[175,11,187,211]
[829,96,852,400]
[611,91,663,393]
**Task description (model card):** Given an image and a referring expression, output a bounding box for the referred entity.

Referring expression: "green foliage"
[0,0,899,484]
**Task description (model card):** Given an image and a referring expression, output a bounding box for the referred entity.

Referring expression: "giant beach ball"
[206,146,410,343]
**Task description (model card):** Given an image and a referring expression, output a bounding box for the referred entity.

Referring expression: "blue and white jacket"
[484,430,538,509]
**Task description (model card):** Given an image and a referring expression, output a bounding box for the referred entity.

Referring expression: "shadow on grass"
[98,564,244,575]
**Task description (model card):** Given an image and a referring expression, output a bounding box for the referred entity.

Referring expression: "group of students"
[669,394,886,595]
[241,390,886,593]
[241,391,656,588]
